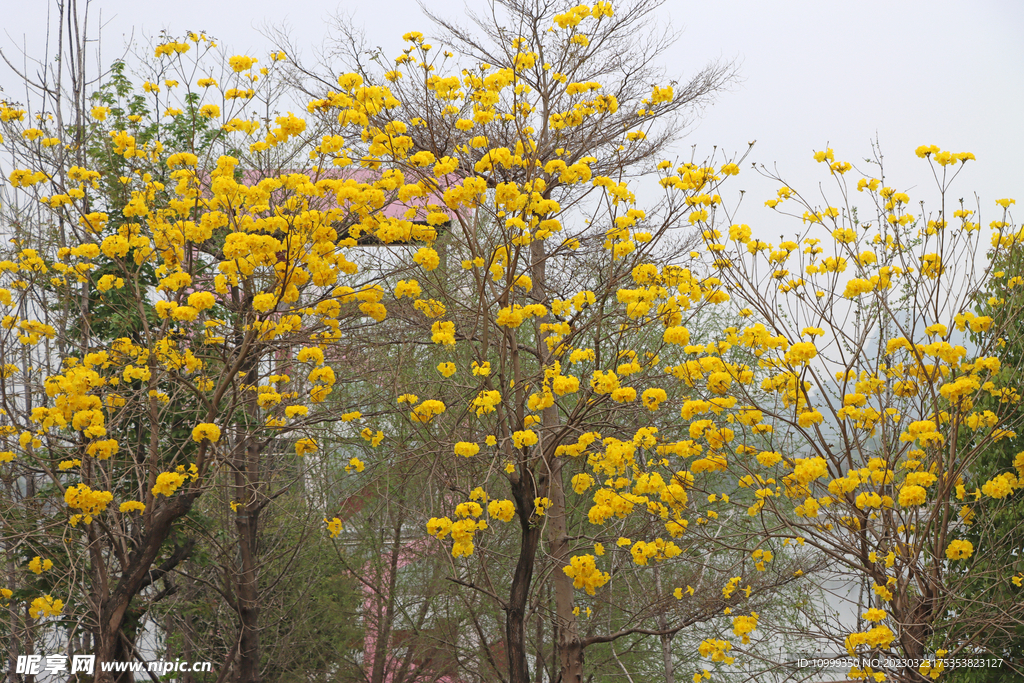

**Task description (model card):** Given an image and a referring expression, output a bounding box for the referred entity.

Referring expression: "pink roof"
[221,167,469,246]
[239,167,460,217]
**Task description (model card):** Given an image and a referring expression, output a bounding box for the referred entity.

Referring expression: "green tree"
[945,228,1024,682]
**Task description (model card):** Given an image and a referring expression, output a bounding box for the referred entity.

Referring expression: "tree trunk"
[235,438,262,683]
[370,520,404,683]
[654,566,675,683]
[507,479,542,683]
[233,331,264,683]
[531,216,584,683]
[546,445,584,683]
[95,620,136,683]
[94,496,194,682]
[891,587,939,683]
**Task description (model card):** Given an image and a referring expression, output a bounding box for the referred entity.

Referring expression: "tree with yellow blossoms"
[282,2,842,682]
[675,145,1024,683]
[0,11,413,681]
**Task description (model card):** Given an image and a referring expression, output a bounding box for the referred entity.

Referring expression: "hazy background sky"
[2,0,1022,231]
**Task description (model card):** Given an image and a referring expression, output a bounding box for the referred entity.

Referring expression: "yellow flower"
[414,247,440,271]
[325,517,343,537]
[64,483,113,524]
[454,442,480,457]
[152,472,186,497]
[512,430,538,449]
[455,501,483,518]
[430,321,456,345]
[552,375,580,396]
[191,423,221,443]
[571,473,594,494]
[732,613,758,644]
[813,148,834,163]
[698,638,733,664]
[797,410,824,428]
[898,484,927,507]
[411,399,446,423]
[590,370,620,394]
[29,595,63,619]
[785,342,817,365]
[981,473,1015,499]
[252,293,277,312]
[862,608,887,623]
[641,387,667,411]
[394,279,421,299]
[295,438,318,456]
[843,278,874,298]
[28,556,53,574]
[945,539,973,560]
[610,386,637,403]
[562,554,610,595]
[297,347,325,365]
[229,55,257,72]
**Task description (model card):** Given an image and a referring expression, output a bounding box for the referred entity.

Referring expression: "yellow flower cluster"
[411,399,446,423]
[945,539,974,560]
[981,472,1017,499]
[562,555,610,595]
[731,612,758,644]
[698,638,734,664]
[191,423,221,443]
[629,538,682,565]
[325,517,343,538]
[64,483,113,525]
[471,390,502,416]
[454,441,480,457]
[295,438,318,456]
[427,504,488,558]
[152,472,186,497]
[28,557,53,574]
[898,485,927,507]
[844,625,895,655]
[487,499,515,522]
[29,595,64,619]
[430,321,456,345]
[512,430,538,449]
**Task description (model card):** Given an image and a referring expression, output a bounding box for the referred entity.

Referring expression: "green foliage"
[945,245,1024,682]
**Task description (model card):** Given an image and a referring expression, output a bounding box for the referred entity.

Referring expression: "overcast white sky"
[2,0,1022,230]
